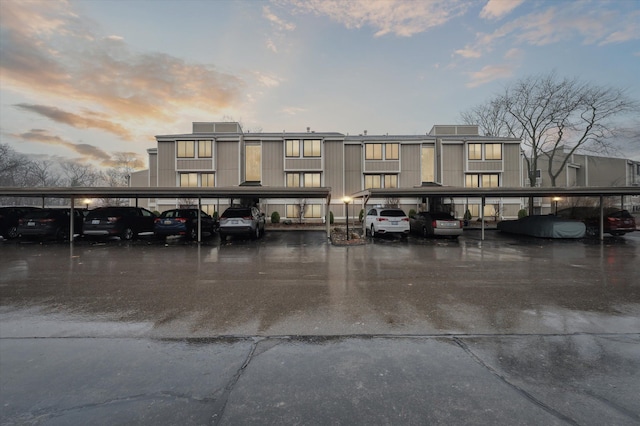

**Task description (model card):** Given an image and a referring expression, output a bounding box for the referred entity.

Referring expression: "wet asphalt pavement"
[1,230,639,425]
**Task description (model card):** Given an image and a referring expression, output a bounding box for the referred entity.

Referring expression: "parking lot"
[1,230,639,425]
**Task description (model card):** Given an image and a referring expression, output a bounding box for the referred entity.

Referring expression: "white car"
[365,207,410,238]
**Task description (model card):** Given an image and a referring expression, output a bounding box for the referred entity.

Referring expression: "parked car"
[410,211,463,238]
[17,208,84,240]
[83,206,157,240]
[556,207,636,237]
[154,208,218,239]
[218,206,265,240]
[365,207,410,238]
[0,207,41,239]
[497,215,585,239]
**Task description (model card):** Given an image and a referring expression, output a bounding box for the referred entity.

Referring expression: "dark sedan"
[556,207,636,237]
[154,209,218,239]
[0,206,41,239]
[17,208,84,240]
[83,206,157,240]
[410,211,463,238]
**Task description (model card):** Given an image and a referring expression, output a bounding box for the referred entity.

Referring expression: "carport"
[351,186,640,240]
[0,186,332,242]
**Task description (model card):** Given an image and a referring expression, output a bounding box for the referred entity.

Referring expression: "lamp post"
[83,198,91,211]
[552,196,561,215]
[343,196,352,240]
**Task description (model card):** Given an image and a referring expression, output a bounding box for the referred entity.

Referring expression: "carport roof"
[351,186,640,199]
[0,186,332,200]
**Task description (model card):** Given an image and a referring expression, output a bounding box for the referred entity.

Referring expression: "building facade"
[132,122,523,220]
[528,148,640,213]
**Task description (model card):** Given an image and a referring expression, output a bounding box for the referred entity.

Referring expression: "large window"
[305,204,322,218]
[179,173,198,187]
[201,173,215,187]
[286,205,299,219]
[286,172,321,187]
[485,143,502,160]
[385,143,399,160]
[365,143,398,160]
[245,144,261,182]
[303,140,321,157]
[365,174,397,189]
[365,144,383,160]
[421,146,435,182]
[177,141,195,158]
[286,140,300,157]
[465,173,499,188]
[198,140,212,158]
[468,143,482,160]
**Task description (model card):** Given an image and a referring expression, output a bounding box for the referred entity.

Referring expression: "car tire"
[219,232,226,242]
[121,227,134,240]
[55,228,67,241]
[422,227,428,238]
[370,225,376,238]
[7,226,19,239]
[189,227,198,240]
[585,226,597,238]
[252,226,260,240]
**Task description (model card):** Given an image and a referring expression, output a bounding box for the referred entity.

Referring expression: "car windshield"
[222,209,251,218]
[609,210,632,218]
[380,210,406,217]
[86,208,127,218]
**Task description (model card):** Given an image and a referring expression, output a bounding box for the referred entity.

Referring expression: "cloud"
[253,72,283,88]
[455,3,640,59]
[11,129,145,167]
[281,106,306,116]
[480,0,524,20]
[14,104,134,140]
[466,64,515,88]
[263,6,296,32]
[281,0,470,37]
[0,0,245,136]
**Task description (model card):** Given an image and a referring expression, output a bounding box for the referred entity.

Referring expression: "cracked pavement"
[1,230,639,425]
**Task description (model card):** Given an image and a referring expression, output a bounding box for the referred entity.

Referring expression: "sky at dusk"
[1,0,639,170]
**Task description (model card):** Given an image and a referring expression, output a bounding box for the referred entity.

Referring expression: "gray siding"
[344,145,362,196]
[176,159,214,170]
[502,144,521,187]
[399,145,420,187]
[324,141,344,194]
[285,158,323,170]
[216,141,239,186]
[149,152,157,187]
[467,161,503,172]
[442,144,464,186]
[157,142,176,186]
[364,160,400,172]
[262,141,284,186]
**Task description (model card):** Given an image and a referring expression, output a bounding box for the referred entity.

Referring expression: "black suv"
[83,206,157,240]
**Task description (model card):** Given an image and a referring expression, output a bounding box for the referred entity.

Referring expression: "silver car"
[218,206,265,240]
[410,211,463,238]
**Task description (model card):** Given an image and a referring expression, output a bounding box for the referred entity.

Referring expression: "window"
[198,140,212,158]
[385,143,399,160]
[303,172,321,187]
[286,140,300,157]
[303,140,321,157]
[384,174,398,188]
[465,173,499,188]
[180,173,198,187]
[305,204,322,218]
[421,146,435,182]
[286,173,300,187]
[245,145,261,181]
[286,204,300,218]
[365,144,383,160]
[365,175,382,189]
[177,141,195,158]
[485,143,502,160]
[468,143,482,160]
[201,173,215,187]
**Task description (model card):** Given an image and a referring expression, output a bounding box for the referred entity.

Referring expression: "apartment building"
[530,148,640,213]
[131,122,523,220]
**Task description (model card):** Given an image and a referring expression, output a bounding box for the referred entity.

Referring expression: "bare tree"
[461,72,639,187]
[60,161,103,187]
